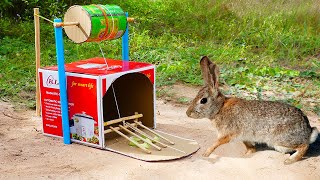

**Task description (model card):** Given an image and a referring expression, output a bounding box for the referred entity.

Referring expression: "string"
[112,84,121,119]
[98,42,109,68]
[34,13,66,30]
[98,5,121,119]
[34,14,54,24]
[34,9,121,119]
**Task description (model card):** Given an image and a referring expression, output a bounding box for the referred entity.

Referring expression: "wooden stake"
[34,8,41,117]
[109,126,151,154]
[135,121,175,145]
[119,125,162,151]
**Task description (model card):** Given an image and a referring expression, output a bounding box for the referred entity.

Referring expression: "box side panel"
[67,75,100,146]
[39,70,63,137]
[39,69,102,147]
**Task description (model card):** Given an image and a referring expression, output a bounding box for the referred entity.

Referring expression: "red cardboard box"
[39,57,155,148]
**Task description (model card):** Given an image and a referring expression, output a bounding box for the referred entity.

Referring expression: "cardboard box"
[39,57,155,148]
[39,57,199,161]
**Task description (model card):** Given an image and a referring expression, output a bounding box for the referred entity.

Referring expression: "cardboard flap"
[105,130,200,161]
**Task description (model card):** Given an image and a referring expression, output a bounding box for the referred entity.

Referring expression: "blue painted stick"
[122,12,129,61]
[54,18,71,144]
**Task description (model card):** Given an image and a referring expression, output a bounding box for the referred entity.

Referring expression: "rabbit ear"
[209,63,219,89]
[200,56,219,90]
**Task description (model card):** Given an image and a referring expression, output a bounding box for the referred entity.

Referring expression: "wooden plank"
[104,114,143,126]
[119,125,161,151]
[34,8,41,117]
[109,126,151,154]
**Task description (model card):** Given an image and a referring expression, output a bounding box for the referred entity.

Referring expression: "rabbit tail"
[310,127,319,144]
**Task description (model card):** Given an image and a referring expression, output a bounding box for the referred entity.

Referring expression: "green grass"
[0,0,319,114]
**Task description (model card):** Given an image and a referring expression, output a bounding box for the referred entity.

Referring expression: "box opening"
[103,72,154,139]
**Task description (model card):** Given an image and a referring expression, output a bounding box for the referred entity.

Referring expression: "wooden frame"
[104,112,177,154]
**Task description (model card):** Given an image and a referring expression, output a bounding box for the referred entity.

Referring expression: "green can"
[64,4,127,43]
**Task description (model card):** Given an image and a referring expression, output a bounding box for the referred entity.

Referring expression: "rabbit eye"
[200,98,207,104]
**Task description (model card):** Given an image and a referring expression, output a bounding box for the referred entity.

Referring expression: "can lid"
[74,112,94,120]
[64,5,92,43]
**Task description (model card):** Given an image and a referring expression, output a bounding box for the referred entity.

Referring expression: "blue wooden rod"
[54,18,71,144]
[122,12,130,61]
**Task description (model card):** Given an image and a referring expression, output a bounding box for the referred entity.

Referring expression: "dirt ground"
[1,84,320,179]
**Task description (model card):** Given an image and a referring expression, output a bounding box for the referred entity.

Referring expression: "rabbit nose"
[186,110,190,117]
[186,109,197,118]
[186,108,192,117]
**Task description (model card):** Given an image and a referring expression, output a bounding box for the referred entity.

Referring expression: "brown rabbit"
[186,56,319,164]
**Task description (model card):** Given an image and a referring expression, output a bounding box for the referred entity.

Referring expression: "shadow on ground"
[157,123,320,160]
[306,135,320,157]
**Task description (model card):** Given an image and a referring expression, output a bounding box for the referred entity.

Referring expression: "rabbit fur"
[186,56,319,164]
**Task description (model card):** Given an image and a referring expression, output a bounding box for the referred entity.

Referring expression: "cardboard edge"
[96,76,104,148]
[103,66,155,90]
[153,68,156,129]
[43,133,102,149]
[103,129,201,162]
[103,146,200,162]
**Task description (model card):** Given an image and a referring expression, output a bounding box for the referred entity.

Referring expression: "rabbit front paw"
[202,149,213,157]
[284,158,296,165]
[245,148,256,155]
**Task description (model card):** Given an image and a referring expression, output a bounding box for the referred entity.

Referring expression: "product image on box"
[70,112,98,144]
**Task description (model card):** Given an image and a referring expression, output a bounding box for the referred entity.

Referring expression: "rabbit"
[186,56,319,164]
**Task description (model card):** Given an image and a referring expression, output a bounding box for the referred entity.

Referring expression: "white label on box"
[77,63,107,69]
[42,71,60,89]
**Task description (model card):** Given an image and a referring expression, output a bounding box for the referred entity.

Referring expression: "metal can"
[64,4,127,43]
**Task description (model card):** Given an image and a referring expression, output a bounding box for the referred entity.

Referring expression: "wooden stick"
[104,123,137,134]
[126,123,187,154]
[127,17,135,23]
[54,22,80,27]
[104,114,143,126]
[126,122,186,154]
[109,126,151,154]
[104,122,137,134]
[119,125,161,151]
[78,24,90,38]
[135,121,175,145]
[34,8,41,117]
[125,122,168,148]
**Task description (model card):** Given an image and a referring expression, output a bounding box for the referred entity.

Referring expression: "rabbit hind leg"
[243,141,256,155]
[274,145,294,154]
[284,144,309,165]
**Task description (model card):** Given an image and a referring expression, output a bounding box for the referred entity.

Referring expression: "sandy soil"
[1,84,320,179]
